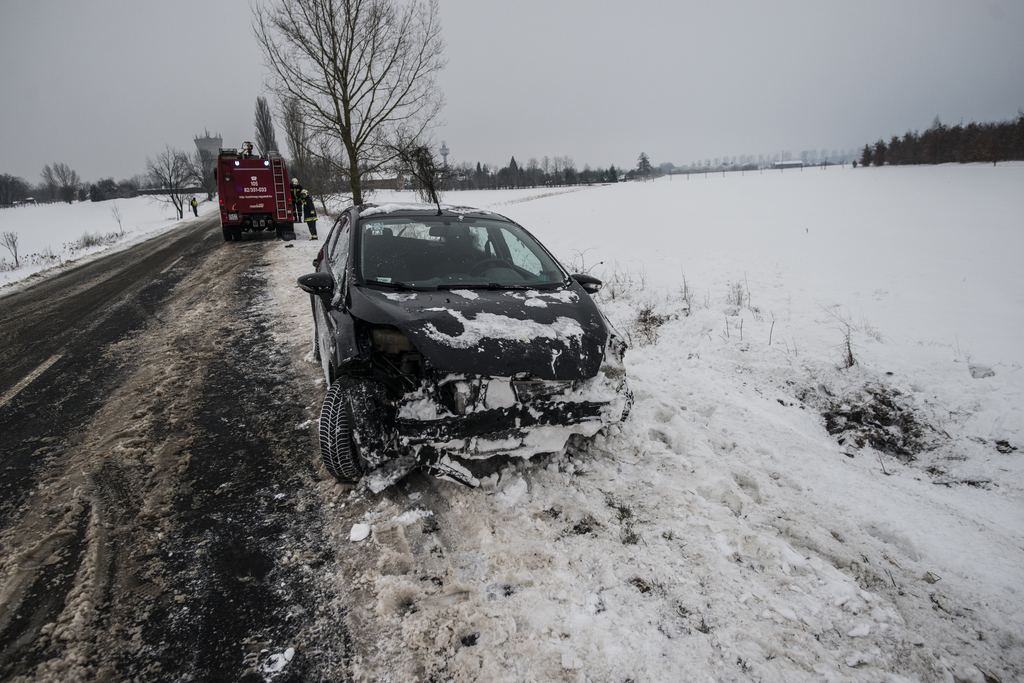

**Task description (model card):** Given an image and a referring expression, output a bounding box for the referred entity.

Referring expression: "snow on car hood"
[348,284,608,380]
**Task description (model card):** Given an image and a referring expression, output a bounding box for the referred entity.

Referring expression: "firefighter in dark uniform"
[301,190,318,240]
[288,177,304,239]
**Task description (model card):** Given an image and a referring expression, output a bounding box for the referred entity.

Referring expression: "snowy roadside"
[260,167,1024,681]
[0,195,215,296]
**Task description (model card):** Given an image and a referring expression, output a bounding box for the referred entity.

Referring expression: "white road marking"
[160,255,184,274]
[0,353,64,409]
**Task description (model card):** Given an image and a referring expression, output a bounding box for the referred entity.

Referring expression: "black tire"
[232,225,243,241]
[319,379,362,481]
[222,225,232,241]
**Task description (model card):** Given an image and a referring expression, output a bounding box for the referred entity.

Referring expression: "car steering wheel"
[469,258,513,275]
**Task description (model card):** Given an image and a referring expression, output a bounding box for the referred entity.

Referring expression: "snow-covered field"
[267,164,1024,681]
[6,164,1023,680]
[0,195,215,294]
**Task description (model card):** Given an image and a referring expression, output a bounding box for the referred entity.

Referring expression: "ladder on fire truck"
[271,158,289,221]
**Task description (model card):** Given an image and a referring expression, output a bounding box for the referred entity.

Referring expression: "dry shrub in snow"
[71,230,122,251]
[627,300,671,347]
[1,230,19,268]
[30,245,61,267]
[799,377,930,461]
[727,280,746,308]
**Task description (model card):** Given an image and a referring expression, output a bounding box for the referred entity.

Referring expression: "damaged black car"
[298,203,632,487]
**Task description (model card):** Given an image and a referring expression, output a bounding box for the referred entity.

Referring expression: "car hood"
[348,284,609,380]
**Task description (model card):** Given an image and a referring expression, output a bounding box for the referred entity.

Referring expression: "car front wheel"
[319,378,363,481]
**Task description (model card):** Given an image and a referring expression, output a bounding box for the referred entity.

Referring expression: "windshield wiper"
[436,282,530,290]
[364,279,418,291]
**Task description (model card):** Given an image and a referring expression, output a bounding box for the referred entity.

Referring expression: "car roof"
[355,202,510,222]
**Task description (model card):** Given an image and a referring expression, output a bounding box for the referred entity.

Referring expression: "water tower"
[195,130,223,156]
[440,140,449,166]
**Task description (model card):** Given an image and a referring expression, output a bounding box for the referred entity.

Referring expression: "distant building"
[771,160,804,169]
[195,130,222,157]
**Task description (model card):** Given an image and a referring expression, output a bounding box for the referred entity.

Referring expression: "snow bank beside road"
[0,195,214,293]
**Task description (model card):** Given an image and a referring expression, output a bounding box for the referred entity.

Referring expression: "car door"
[314,213,356,382]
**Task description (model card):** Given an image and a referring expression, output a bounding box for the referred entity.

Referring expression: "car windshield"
[357,216,568,289]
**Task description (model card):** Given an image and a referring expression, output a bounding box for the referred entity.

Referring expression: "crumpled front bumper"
[394,370,631,461]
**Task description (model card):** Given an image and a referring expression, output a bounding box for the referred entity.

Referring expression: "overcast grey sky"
[2,0,1022,182]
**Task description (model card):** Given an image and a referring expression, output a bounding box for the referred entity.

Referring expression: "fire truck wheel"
[232,225,243,240]
[222,226,232,241]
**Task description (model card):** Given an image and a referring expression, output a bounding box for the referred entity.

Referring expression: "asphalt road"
[0,218,356,681]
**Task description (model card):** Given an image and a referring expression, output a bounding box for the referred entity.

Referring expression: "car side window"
[504,230,544,276]
[329,216,351,307]
[327,214,350,260]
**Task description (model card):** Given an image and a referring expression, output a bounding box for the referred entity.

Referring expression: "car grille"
[513,379,575,403]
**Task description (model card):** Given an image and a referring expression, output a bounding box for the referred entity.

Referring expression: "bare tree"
[41,163,81,203]
[558,155,576,184]
[253,0,447,205]
[55,163,80,202]
[146,146,192,219]
[525,158,540,187]
[281,96,344,210]
[254,96,279,156]
[388,129,447,205]
[111,201,124,235]
[551,156,564,185]
[0,174,30,207]
[186,148,217,200]
[2,231,19,268]
[281,96,311,184]
[40,165,59,201]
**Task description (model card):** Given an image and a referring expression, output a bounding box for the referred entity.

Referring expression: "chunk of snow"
[420,309,583,349]
[262,647,295,674]
[561,652,584,669]
[848,623,871,637]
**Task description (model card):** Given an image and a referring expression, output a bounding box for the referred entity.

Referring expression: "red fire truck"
[215,146,296,241]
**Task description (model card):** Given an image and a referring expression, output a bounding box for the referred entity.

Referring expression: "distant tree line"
[0,164,151,208]
[859,113,1024,167]
[441,155,624,191]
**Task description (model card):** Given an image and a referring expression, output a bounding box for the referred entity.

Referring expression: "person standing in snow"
[287,177,304,239]
[289,177,304,216]
[189,196,198,217]
[301,190,318,240]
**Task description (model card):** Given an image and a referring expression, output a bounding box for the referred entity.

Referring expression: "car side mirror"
[298,272,335,296]
[572,273,602,294]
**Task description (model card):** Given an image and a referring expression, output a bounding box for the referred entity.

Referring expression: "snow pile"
[263,164,1024,680]
[421,309,584,348]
